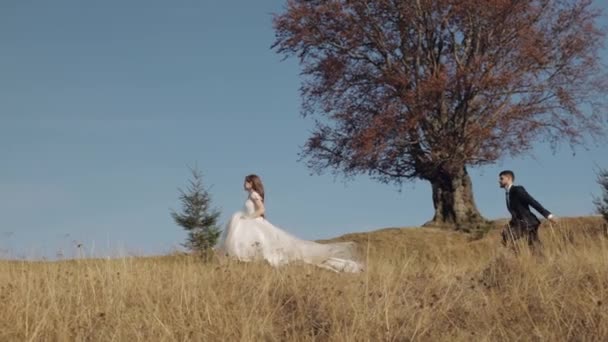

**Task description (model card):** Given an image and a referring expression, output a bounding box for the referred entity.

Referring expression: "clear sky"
[1,0,607,259]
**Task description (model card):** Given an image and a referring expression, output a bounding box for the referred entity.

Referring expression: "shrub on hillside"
[171,166,221,259]
[594,168,608,235]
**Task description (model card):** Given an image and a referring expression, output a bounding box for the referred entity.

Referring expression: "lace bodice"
[244,191,261,215]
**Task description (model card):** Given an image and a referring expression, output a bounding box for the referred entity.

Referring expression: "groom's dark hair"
[499,170,515,180]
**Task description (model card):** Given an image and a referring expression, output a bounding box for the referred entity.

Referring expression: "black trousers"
[501,220,541,247]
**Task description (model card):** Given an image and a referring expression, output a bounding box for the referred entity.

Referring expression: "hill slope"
[0,216,606,341]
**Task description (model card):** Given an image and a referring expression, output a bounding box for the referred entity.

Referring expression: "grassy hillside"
[1,217,606,341]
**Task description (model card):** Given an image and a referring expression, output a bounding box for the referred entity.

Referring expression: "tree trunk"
[423,167,485,229]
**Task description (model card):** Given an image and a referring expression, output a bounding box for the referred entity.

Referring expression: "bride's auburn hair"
[245,174,265,202]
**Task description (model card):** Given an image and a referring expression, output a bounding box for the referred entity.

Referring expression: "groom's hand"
[547,214,557,223]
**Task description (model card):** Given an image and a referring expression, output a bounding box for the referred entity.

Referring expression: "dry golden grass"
[1,217,607,341]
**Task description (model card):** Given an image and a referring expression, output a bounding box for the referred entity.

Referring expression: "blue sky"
[1,0,607,259]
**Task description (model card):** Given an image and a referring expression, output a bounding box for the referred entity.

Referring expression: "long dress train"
[217,191,363,273]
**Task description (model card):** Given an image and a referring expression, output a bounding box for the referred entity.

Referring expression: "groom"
[499,170,555,248]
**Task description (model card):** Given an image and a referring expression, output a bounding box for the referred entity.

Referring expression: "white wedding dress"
[217,191,363,273]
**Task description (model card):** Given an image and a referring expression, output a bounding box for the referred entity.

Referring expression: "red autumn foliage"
[273,0,607,227]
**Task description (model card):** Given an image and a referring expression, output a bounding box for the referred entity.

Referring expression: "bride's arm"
[249,194,265,219]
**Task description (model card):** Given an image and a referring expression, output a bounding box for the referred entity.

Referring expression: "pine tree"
[594,168,608,224]
[171,167,221,257]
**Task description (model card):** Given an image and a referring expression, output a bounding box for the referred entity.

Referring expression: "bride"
[217,174,363,273]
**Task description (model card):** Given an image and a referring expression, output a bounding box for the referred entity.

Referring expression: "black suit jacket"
[507,185,551,227]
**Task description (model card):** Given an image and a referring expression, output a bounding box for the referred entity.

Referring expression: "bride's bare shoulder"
[250,191,262,200]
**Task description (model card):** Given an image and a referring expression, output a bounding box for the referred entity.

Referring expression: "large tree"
[273,0,607,228]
